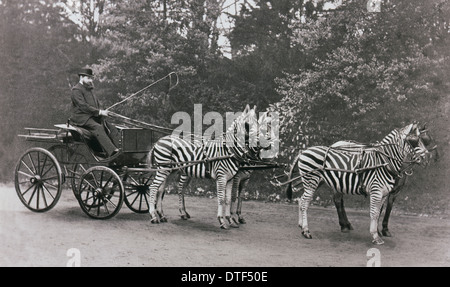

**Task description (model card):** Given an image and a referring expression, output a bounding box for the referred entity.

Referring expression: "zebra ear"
[243,104,250,114]
[403,123,414,136]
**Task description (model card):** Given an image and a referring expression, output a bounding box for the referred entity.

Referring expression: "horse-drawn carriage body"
[15,122,167,219]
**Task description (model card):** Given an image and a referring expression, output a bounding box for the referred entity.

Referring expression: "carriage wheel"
[48,144,91,199]
[77,166,124,219]
[123,171,153,213]
[15,147,63,212]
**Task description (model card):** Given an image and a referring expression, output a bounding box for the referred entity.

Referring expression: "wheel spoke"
[20,160,36,177]
[39,186,48,208]
[102,175,114,189]
[41,184,56,200]
[27,185,38,206]
[18,170,35,179]
[102,198,112,213]
[128,191,140,206]
[40,153,48,175]
[27,153,37,174]
[20,183,35,197]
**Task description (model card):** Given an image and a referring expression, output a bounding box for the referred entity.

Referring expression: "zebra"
[173,112,278,226]
[157,112,278,227]
[147,105,274,229]
[329,124,437,236]
[286,123,431,244]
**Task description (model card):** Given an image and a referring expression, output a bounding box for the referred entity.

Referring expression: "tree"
[0,0,93,180]
[272,0,450,160]
[92,0,246,127]
[227,0,326,110]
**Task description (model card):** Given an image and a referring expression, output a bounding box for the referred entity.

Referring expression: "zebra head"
[405,122,437,166]
[399,122,434,167]
[226,105,260,159]
[258,111,280,159]
[226,105,279,161]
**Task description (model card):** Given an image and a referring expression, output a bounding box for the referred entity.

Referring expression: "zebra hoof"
[302,230,312,239]
[341,227,351,233]
[218,218,229,230]
[372,237,385,245]
[230,218,240,228]
[179,209,191,220]
[382,229,392,237]
[238,217,246,224]
[151,218,160,224]
[341,224,353,233]
[160,217,168,223]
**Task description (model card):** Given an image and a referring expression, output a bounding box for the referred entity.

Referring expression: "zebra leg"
[236,175,250,224]
[149,169,171,224]
[177,174,191,220]
[298,189,314,239]
[216,177,229,229]
[381,193,396,237]
[381,177,405,237]
[333,193,353,232]
[225,178,239,228]
[230,172,248,226]
[156,182,167,223]
[298,175,321,239]
[369,191,387,245]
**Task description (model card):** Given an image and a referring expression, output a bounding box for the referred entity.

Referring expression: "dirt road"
[1,183,449,267]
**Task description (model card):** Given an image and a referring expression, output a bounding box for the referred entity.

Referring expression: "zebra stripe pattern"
[147,105,263,229]
[172,111,276,226]
[292,123,429,244]
[329,123,436,237]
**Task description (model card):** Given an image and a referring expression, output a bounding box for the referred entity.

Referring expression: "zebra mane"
[224,105,260,160]
[377,123,421,173]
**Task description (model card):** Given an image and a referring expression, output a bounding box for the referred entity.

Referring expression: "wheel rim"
[78,166,123,219]
[124,172,153,213]
[15,148,62,212]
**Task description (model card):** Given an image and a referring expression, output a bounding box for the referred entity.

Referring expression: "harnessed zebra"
[328,124,437,237]
[147,105,271,229]
[172,113,277,226]
[286,123,430,244]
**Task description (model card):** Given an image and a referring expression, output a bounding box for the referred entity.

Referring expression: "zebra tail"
[285,153,302,201]
[147,145,157,168]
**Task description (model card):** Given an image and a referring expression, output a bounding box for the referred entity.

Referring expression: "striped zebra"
[286,123,430,244]
[147,105,273,229]
[329,124,437,237]
[173,113,277,226]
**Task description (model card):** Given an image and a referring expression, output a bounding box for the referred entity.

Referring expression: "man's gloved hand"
[99,109,109,117]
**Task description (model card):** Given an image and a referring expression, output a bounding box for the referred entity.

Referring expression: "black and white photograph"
[0,0,449,269]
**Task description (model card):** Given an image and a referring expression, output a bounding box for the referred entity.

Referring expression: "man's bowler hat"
[78,68,94,77]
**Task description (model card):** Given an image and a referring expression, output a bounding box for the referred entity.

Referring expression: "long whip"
[106,72,178,111]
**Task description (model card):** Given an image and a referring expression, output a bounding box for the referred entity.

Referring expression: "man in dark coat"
[70,67,119,157]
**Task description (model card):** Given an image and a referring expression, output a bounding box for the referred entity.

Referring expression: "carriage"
[14,115,177,219]
[14,110,282,221]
